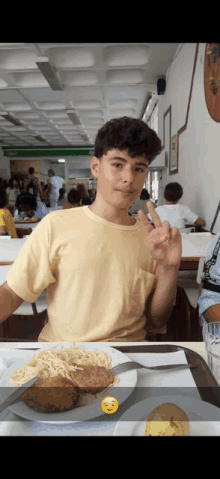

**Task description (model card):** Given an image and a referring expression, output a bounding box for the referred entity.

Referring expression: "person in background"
[88,188,96,203]
[6,178,20,215]
[24,167,43,203]
[14,193,48,221]
[2,180,8,191]
[41,183,50,207]
[17,180,25,195]
[13,176,20,189]
[129,188,156,216]
[198,231,220,341]
[57,188,68,207]
[147,182,205,229]
[76,183,92,205]
[62,189,83,209]
[47,169,66,209]
[0,189,18,238]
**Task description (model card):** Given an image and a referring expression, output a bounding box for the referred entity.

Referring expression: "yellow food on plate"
[145,403,190,436]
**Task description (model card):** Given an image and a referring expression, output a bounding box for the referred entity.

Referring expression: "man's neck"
[89,197,136,226]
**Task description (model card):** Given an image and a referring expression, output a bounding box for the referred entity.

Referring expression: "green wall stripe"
[2,146,94,157]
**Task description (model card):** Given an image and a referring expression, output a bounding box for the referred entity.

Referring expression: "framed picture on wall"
[169,133,178,175]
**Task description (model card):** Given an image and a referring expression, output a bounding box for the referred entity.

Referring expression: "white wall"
[158,43,220,232]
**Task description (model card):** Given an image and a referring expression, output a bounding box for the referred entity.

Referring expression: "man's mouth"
[116,189,134,195]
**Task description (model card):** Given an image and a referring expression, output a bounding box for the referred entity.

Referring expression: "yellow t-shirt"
[6,205,157,342]
[0,208,18,238]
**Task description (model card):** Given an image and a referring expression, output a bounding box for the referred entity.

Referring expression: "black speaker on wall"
[157,77,166,95]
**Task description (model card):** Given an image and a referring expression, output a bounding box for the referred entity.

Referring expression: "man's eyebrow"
[109,157,148,168]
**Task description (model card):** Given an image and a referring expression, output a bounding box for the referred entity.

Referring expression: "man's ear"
[90,157,100,179]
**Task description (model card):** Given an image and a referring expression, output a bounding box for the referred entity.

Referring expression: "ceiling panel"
[0,43,179,157]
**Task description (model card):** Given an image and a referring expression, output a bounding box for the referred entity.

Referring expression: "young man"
[0,117,181,342]
[47,169,66,209]
[148,182,205,229]
[198,231,220,341]
[24,167,44,203]
[14,193,48,221]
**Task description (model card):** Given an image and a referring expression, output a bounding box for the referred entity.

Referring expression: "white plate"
[0,343,137,424]
[113,395,220,436]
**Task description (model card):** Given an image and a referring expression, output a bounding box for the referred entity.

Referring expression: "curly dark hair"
[67,188,82,205]
[0,189,8,208]
[164,183,183,203]
[94,116,162,165]
[15,192,37,212]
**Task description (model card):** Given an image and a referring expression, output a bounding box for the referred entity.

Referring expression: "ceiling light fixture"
[142,93,158,122]
[0,112,23,127]
[33,135,47,142]
[67,110,82,126]
[36,57,63,91]
[80,133,90,142]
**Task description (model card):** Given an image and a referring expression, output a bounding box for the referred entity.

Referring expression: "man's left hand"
[138,201,182,267]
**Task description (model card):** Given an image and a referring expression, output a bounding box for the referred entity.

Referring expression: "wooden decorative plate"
[204,43,220,122]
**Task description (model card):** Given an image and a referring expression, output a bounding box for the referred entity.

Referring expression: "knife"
[0,376,39,414]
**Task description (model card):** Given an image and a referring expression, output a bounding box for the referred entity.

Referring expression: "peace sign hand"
[138,201,182,267]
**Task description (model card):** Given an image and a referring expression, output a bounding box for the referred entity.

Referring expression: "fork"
[111,361,196,376]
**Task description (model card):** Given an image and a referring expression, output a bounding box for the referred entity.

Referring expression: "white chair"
[196,256,205,285]
[145,323,167,341]
[196,256,206,328]
[1,290,48,341]
[0,265,48,340]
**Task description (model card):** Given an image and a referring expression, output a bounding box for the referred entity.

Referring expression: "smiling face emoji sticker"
[101,396,119,414]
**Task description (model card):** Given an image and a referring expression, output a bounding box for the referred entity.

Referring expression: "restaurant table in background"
[14,221,40,232]
[180,233,213,270]
[0,341,219,436]
[0,238,26,265]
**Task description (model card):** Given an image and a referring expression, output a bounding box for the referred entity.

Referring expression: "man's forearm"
[146,263,180,330]
[0,283,23,323]
[203,304,220,323]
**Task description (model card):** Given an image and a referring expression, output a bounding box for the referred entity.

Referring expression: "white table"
[0,341,216,436]
[181,233,213,258]
[14,221,40,232]
[0,238,26,264]
[0,265,12,286]
[0,340,207,355]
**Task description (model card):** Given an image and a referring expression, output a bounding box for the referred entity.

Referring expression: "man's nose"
[121,168,135,182]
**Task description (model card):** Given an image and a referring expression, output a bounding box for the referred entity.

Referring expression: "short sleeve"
[198,289,220,317]
[6,215,56,303]
[0,210,6,227]
[182,205,198,224]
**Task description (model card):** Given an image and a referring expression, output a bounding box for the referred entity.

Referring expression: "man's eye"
[113,163,122,168]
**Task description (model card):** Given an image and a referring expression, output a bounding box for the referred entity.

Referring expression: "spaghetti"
[10,345,113,386]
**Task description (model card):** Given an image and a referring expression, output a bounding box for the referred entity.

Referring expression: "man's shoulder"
[178,203,191,211]
[155,205,165,212]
